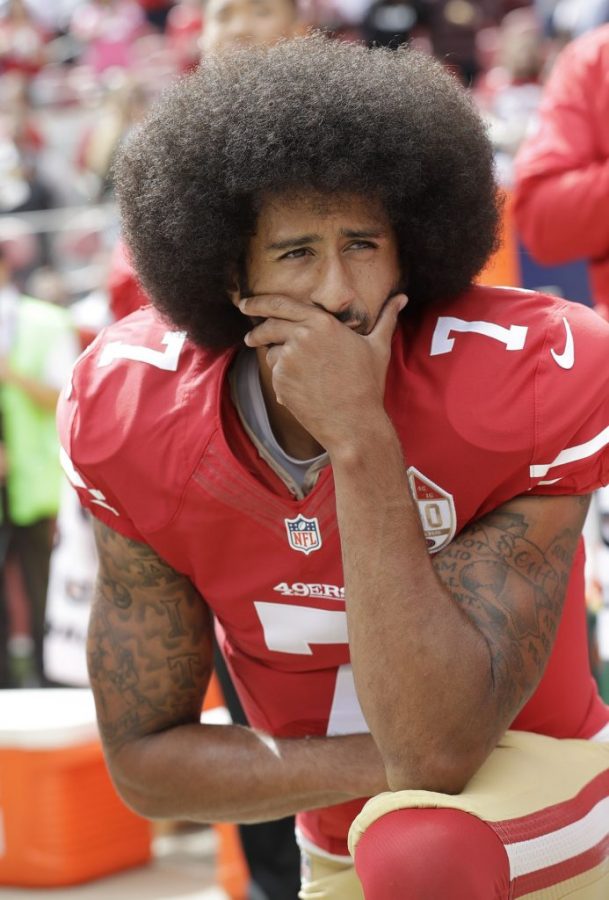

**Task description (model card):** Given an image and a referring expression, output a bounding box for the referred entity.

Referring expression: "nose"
[309,256,356,316]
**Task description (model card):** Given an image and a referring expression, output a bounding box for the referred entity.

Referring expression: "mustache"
[333,306,370,330]
[334,281,406,335]
[334,306,365,323]
[241,281,406,335]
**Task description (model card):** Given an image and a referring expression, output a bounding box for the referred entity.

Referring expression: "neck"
[256,350,325,460]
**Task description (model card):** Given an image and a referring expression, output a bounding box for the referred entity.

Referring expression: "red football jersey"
[58,284,609,857]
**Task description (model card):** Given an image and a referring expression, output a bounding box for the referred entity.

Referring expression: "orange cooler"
[0,689,152,887]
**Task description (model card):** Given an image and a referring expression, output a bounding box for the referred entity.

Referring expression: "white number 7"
[97,330,187,371]
[430,316,528,356]
[254,601,369,735]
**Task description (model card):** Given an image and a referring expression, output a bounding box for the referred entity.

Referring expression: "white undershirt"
[232,348,328,491]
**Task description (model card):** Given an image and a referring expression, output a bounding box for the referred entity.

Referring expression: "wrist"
[326,413,401,468]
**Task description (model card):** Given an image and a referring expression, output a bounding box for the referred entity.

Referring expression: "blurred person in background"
[165,0,204,72]
[135,0,177,31]
[513,25,609,319]
[0,72,45,167]
[0,137,54,218]
[0,134,55,269]
[475,7,546,187]
[0,0,48,77]
[417,0,502,85]
[69,0,147,73]
[25,264,71,307]
[20,0,83,35]
[0,243,78,687]
[199,0,304,54]
[549,0,609,40]
[513,24,609,701]
[360,0,427,50]
[76,73,149,201]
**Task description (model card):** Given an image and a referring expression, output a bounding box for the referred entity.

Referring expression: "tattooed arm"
[89,519,388,822]
[330,424,590,794]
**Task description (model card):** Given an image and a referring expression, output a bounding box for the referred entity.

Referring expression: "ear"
[227,268,241,308]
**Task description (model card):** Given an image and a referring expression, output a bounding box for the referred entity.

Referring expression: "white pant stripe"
[505,796,609,879]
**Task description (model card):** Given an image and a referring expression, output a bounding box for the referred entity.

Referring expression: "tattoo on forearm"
[88,522,213,751]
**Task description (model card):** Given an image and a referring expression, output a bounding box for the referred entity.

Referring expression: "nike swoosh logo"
[550,316,574,369]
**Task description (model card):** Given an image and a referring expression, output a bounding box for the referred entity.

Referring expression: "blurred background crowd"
[0,0,608,704]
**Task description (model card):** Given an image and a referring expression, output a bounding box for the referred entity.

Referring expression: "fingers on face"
[244,317,298,348]
[368,293,408,344]
[239,294,310,322]
[265,344,282,371]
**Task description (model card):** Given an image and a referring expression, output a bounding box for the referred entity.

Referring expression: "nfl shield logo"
[285,514,322,555]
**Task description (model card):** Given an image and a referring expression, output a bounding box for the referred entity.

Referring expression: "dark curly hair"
[114,33,500,349]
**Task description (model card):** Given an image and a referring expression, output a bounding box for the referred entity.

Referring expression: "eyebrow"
[267,229,387,251]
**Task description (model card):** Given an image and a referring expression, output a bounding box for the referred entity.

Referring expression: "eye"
[346,240,378,251]
[278,248,311,260]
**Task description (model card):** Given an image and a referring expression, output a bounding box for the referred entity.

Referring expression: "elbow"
[383,750,478,796]
[108,762,163,820]
[116,788,157,820]
[105,743,172,821]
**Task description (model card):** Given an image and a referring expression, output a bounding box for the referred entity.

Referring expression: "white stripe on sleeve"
[530,424,609,479]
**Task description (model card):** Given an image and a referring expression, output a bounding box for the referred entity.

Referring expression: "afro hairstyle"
[114,33,500,349]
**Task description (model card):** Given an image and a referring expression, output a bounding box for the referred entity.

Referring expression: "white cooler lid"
[0,689,99,749]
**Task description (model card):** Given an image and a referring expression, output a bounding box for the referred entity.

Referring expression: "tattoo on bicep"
[161,598,188,638]
[89,524,213,750]
[99,575,132,609]
[432,507,581,719]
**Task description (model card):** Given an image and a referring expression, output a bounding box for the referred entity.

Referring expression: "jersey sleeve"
[529,299,609,496]
[57,339,148,543]
[56,309,214,544]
